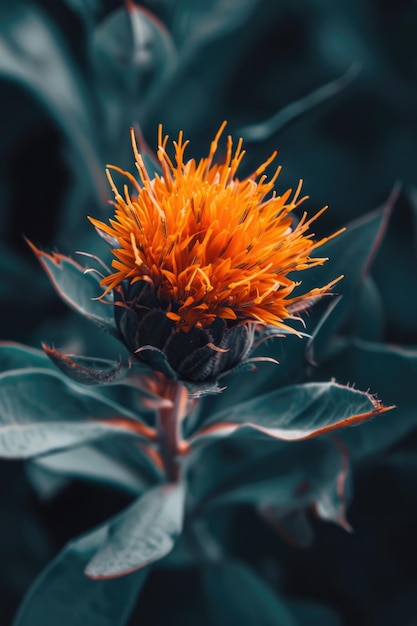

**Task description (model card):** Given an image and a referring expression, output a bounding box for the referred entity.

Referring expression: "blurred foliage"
[1,0,417,625]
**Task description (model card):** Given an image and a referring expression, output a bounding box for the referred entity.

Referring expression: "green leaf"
[14,525,149,626]
[0,369,152,459]
[312,439,352,531]
[42,346,165,400]
[28,243,117,334]
[238,64,360,142]
[0,3,104,200]
[342,275,385,342]
[257,437,352,542]
[373,187,417,342]
[43,346,127,386]
[86,482,186,578]
[187,381,389,447]
[202,560,297,626]
[187,436,341,510]
[0,342,53,373]
[27,462,70,500]
[322,338,417,459]
[91,3,177,128]
[305,200,392,363]
[33,439,157,494]
[173,0,258,51]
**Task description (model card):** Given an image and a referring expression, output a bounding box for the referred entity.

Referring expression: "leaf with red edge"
[186,381,392,448]
[41,346,171,412]
[14,523,149,626]
[0,369,154,459]
[85,481,185,578]
[43,345,128,386]
[27,241,117,334]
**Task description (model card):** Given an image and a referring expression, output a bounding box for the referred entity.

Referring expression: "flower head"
[89,123,341,384]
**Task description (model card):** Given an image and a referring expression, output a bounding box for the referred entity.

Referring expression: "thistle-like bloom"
[89,123,341,384]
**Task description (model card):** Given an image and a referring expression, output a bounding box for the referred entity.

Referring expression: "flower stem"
[157,379,188,482]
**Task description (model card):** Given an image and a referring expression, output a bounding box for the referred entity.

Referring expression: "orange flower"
[90,122,341,334]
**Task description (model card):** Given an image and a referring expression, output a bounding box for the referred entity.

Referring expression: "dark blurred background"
[1,1,417,624]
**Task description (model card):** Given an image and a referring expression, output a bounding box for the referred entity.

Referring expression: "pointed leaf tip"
[42,344,126,386]
[27,240,117,334]
[188,381,392,447]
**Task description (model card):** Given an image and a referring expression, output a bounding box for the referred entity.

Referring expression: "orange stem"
[156,380,188,482]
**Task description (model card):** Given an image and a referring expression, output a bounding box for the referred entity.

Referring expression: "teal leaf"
[0,369,153,459]
[42,345,161,391]
[86,481,186,578]
[0,342,53,373]
[187,436,341,510]
[43,346,127,386]
[187,381,389,447]
[305,197,393,363]
[91,3,177,118]
[202,560,297,626]
[33,440,156,495]
[238,64,360,142]
[255,439,352,542]
[322,338,417,459]
[342,275,385,342]
[27,462,70,500]
[0,3,104,200]
[312,439,352,531]
[372,187,417,341]
[14,525,149,626]
[128,3,177,93]
[174,0,259,51]
[28,242,117,334]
